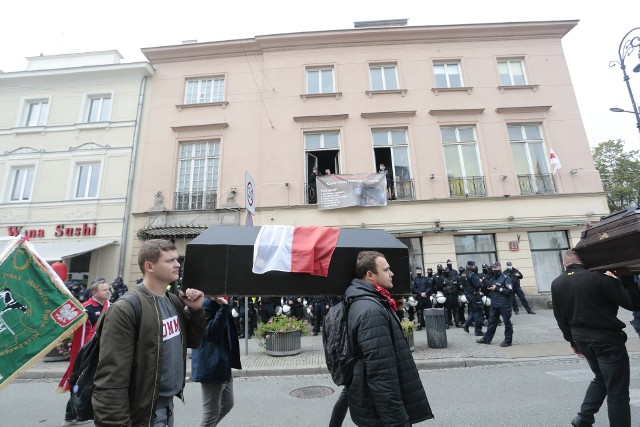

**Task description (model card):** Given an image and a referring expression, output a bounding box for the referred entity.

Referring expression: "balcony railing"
[305,184,318,204]
[448,176,486,197]
[174,191,217,210]
[517,174,555,195]
[391,178,415,200]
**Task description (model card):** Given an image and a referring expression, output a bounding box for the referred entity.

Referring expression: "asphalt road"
[3,357,640,426]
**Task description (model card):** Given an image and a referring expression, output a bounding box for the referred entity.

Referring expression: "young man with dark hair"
[342,250,433,425]
[92,239,205,426]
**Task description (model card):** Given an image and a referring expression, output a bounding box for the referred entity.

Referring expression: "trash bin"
[424,308,447,348]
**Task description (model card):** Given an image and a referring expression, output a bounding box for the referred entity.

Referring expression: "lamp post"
[609,27,640,136]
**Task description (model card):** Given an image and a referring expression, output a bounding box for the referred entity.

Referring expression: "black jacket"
[551,264,640,347]
[488,272,513,308]
[344,279,433,426]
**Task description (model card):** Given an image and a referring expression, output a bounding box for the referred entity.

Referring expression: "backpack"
[322,296,377,386]
[68,293,142,421]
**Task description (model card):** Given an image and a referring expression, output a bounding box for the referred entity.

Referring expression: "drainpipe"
[118,75,147,277]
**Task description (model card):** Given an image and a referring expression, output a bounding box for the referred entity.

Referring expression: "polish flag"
[252,225,340,277]
[549,149,562,175]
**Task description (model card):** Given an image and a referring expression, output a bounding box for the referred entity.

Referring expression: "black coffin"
[574,205,640,272]
[182,226,410,296]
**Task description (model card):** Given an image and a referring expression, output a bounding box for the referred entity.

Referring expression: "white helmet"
[282,304,291,314]
[303,299,308,307]
[435,291,446,305]
[482,296,491,306]
[307,305,314,317]
[231,308,239,318]
[275,305,282,315]
[430,295,435,304]
[407,296,418,307]
[458,294,468,304]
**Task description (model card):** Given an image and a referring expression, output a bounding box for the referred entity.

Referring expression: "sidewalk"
[21,308,640,380]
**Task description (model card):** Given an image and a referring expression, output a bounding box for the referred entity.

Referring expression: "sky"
[3,0,640,153]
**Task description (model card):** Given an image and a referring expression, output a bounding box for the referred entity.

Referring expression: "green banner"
[0,239,86,390]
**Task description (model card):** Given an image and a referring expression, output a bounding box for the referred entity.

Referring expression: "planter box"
[265,330,302,356]
[43,346,69,362]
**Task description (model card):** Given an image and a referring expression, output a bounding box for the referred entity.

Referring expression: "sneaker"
[476,339,491,344]
[499,341,512,347]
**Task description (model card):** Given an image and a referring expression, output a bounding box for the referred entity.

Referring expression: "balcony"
[517,174,555,195]
[391,178,415,200]
[174,191,217,210]
[448,176,486,198]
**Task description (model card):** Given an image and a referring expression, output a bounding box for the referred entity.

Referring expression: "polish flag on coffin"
[549,149,562,175]
[252,225,341,277]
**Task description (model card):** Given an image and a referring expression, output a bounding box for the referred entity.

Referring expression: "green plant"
[56,337,73,358]
[256,315,308,347]
[400,320,417,336]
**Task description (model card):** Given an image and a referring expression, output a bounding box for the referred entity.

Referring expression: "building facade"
[0,51,153,284]
[133,20,607,299]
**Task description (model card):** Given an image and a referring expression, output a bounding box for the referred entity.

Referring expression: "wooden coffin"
[574,205,640,272]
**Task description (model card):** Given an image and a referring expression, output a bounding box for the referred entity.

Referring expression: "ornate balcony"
[517,174,555,195]
[174,191,217,210]
[448,176,486,197]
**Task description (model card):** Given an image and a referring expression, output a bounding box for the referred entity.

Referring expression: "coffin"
[182,226,411,296]
[574,205,640,272]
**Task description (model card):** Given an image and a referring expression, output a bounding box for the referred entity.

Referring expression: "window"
[184,77,225,104]
[74,163,101,199]
[509,124,555,194]
[498,59,527,86]
[87,95,112,122]
[398,237,424,273]
[306,67,334,94]
[305,132,340,204]
[9,166,35,201]
[23,99,49,126]
[441,127,484,197]
[454,234,497,268]
[176,141,220,210]
[372,129,413,200]
[529,231,569,292]
[370,64,399,91]
[434,62,462,88]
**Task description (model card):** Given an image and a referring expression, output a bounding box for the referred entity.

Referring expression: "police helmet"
[435,291,446,304]
[407,296,418,307]
[232,308,239,318]
[482,295,491,306]
[458,294,468,304]
[282,304,291,314]
[275,306,283,315]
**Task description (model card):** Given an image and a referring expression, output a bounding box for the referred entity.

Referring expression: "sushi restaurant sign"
[6,223,98,239]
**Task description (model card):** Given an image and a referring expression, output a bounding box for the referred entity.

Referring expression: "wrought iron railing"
[448,176,486,197]
[517,174,555,195]
[174,191,217,210]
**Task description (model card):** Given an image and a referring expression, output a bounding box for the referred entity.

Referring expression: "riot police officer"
[477,261,514,347]
[436,264,461,328]
[462,261,484,336]
[505,261,536,314]
[233,296,257,338]
[411,267,433,331]
[308,296,329,336]
[110,277,128,303]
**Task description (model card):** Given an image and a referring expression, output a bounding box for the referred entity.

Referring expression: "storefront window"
[454,234,497,268]
[529,231,569,292]
[399,237,423,275]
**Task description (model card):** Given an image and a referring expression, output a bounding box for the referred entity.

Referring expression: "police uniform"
[505,262,536,314]
[477,262,514,347]
[411,267,433,330]
[462,261,484,336]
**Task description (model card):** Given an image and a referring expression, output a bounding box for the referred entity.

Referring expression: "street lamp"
[609,27,640,136]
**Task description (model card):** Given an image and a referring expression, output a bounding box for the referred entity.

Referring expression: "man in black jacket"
[411,266,432,331]
[552,249,640,427]
[477,261,513,347]
[504,262,535,315]
[343,251,433,425]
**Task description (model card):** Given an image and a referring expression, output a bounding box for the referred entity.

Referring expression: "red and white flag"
[252,225,340,277]
[549,149,562,175]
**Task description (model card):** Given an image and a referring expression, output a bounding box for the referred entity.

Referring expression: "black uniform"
[504,263,535,314]
[308,296,329,335]
[411,269,433,329]
[463,263,484,336]
[478,264,514,346]
[233,296,257,338]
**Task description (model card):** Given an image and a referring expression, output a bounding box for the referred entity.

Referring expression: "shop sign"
[6,223,97,239]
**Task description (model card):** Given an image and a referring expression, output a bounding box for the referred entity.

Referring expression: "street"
[3,357,640,426]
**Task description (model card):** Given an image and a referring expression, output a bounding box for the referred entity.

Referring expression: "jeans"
[153,400,174,427]
[574,340,630,427]
[482,305,512,344]
[200,381,234,427]
[329,387,348,427]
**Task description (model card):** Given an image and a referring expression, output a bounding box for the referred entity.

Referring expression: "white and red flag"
[549,149,562,175]
[252,225,340,277]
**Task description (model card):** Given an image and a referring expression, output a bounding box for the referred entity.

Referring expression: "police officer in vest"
[477,261,514,347]
[437,264,462,328]
[504,261,536,315]
[411,267,432,331]
[462,261,484,336]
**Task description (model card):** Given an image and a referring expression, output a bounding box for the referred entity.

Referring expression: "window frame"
[85,93,113,123]
[440,126,483,178]
[433,61,463,88]
[21,97,51,127]
[508,124,549,175]
[8,165,36,202]
[497,58,528,86]
[306,66,335,95]
[175,140,221,210]
[369,63,399,91]
[183,76,226,105]
[73,161,102,199]
[371,128,412,181]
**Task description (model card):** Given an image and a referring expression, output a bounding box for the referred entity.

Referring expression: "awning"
[137,226,207,240]
[31,240,119,262]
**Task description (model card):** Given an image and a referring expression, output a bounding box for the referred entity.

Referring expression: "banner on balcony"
[0,237,86,391]
[316,173,387,210]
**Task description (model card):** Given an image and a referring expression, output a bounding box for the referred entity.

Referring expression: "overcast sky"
[3,1,639,153]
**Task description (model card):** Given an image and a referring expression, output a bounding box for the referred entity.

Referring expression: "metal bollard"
[424,308,448,348]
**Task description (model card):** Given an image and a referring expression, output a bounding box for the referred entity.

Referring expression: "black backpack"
[322,296,377,386]
[68,293,141,421]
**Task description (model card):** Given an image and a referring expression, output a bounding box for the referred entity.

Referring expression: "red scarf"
[372,283,397,312]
